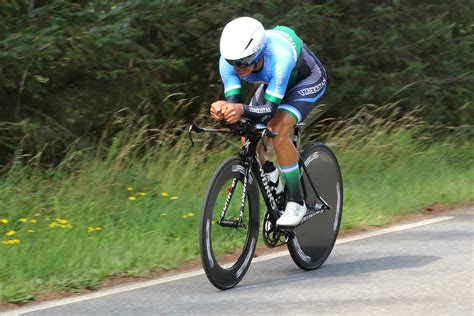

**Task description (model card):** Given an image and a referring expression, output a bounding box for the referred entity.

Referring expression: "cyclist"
[210,17,327,226]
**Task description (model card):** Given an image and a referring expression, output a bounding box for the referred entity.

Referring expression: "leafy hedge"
[0,0,472,164]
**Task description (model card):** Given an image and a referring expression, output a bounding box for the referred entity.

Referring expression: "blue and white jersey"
[219,26,305,105]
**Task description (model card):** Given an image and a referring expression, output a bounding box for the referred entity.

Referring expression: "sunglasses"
[225,51,260,68]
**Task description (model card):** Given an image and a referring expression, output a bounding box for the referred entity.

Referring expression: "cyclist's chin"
[236,68,253,77]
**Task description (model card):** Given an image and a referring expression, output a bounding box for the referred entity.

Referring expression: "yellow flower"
[87,226,102,233]
[19,218,28,223]
[138,192,147,196]
[27,229,34,233]
[170,196,178,200]
[160,192,169,197]
[48,222,58,228]
[6,230,16,237]
[186,212,195,217]
[128,196,137,201]
[1,239,20,245]
[31,219,38,224]
[127,187,134,191]
[0,219,8,224]
[56,218,69,225]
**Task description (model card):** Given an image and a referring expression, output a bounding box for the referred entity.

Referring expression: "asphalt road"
[3,208,473,315]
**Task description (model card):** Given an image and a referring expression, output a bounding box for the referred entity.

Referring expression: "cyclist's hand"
[222,103,244,124]
[210,100,226,121]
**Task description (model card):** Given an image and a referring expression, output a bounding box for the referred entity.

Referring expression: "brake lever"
[188,123,204,147]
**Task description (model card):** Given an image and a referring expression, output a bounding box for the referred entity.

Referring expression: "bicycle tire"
[287,143,343,270]
[199,157,260,289]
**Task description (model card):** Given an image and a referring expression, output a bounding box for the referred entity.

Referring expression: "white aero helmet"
[220,17,266,67]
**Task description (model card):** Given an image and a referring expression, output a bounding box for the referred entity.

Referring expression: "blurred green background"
[0,0,472,165]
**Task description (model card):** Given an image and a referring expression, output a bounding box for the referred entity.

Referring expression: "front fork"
[217,161,250,229]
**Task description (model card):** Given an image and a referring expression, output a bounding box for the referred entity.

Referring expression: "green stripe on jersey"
[224,88,241,98]
[264,92,282,104]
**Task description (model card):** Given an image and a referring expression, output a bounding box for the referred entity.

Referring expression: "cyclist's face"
[234,64,254,77]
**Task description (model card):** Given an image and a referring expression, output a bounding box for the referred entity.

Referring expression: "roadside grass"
[0,105,472,304]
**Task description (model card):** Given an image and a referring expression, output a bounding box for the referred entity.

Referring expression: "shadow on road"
[240,255,441,289]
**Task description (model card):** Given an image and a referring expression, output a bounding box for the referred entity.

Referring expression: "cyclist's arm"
[242,56,294,122]
[242,100,278,122]
[219,57,242,103]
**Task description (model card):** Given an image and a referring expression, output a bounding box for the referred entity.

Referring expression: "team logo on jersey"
[297,78,327,96]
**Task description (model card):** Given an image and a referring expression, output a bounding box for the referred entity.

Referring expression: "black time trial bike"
[188,119,343,289]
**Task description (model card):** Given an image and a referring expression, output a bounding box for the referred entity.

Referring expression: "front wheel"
[287,143,343,270]
[199,157,260,289]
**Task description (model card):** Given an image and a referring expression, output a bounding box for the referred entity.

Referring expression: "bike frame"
[188,122,330,230]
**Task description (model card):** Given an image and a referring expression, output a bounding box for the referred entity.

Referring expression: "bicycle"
[188,119,343,289]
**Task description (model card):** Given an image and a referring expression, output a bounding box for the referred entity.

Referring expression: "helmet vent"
[244,38,254,50]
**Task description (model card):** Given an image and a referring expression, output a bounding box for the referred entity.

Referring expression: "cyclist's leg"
[270,51,327,225]
[267,111,303,201]
[274,80,327,203]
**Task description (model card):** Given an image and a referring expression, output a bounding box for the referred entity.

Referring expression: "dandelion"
[19,218,28,223]
[31,219,38,224]
[0,219,8,224]
[87,226,102,233]
[170,196,178,200]
[6,230,16,237]
[138,192,147,196]
[127,187,134,191]
[128,196,137,201]
[1,239,20,245]
[56,218,69,225]
[48,222,58,228]
[186,212,195,217]
[160,192,169,197]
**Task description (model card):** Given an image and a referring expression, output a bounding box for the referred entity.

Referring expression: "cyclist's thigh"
[278,75,327,124]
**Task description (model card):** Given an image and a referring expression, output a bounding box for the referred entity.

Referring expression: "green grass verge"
[0,109,472,304]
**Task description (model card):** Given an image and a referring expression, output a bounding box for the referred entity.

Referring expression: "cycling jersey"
[219,25,327,123]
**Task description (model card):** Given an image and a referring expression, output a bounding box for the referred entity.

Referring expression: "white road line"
[1,215,455,316]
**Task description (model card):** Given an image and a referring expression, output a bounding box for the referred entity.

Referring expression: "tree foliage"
[0,0,472,165]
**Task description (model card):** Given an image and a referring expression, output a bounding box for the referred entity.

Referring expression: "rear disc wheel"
[287,143,343,270]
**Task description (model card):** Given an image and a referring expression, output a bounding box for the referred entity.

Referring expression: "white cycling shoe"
[276,201,307,227]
